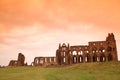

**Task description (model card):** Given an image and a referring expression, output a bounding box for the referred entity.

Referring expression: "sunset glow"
[0,0,120,66]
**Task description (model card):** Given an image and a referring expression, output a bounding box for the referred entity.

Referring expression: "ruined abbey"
[8,33,118,67]
[9,53,27,66]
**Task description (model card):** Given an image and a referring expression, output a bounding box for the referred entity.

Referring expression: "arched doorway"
[99,47,105,53]
[92,47,97,53]
[34,58,40,66]
[100,54,106,62]
[93,54,97,62]
[78,55,83,63]
[85,54,91,62]
[73,56,77,63]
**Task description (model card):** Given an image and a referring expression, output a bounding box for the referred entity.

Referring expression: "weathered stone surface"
[8,33,118,67]
[17,53,25,66]
[8,53,25,66]
[8,60,17,66]
[56,33,118,65]
[33,57,56,66]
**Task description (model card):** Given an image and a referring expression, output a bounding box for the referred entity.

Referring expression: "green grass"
[0,62,120,80]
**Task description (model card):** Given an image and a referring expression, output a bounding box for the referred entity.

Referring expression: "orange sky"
[0,0,120,66]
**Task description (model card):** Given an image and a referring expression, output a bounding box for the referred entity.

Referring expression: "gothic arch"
[78,51,83,55]
[73,55,77,63]
[100,53,106,62]
[78,55,83,63]
[99,47,105,53]
[40,58,44,64]
[85,54,91,62]
[93,54,97,62]
[72,51,77,55]
[34,57,40,66]
[35,58,39,64]
[92,47,97,53]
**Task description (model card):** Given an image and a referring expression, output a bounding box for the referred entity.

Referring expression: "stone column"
[43,58,45,63]
[91,56,93,62]
[106,56,108,62]
[77,52,79,63]
[83,56,85,63]
[70,56,72,64]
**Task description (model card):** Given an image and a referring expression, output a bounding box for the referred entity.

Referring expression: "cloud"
[0,0,120,28]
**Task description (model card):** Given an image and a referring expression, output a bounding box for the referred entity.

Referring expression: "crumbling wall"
[56,33,118,65]
[33,57,56,67]
[8,53,25,66]
[8,33,118,67]
[17,53,25,66]
[8,60,18,66]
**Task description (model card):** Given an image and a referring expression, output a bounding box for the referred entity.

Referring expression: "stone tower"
[17,53,25,66]
[56,43,70,65]
[106,33,118,61]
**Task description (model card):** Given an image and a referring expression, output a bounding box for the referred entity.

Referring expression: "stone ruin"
[8,33,118,67]
[8,53,26,66]
[32,33,118,66]
[56,33,118,65]
[32,57,57,67]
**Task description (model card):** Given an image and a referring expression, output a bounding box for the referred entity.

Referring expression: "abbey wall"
[8,33,118,67]
[56,33,118,65]
[9,53,26,66]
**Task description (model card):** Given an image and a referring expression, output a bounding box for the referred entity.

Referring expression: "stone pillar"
[43,58,45,63]
[71,56,73,64]
[54,57,56,62]
[69,56,72,64]
[47,58,50,63]
[90,56,93,62]
[77,52,79,63]
[38,58,40,64]
[65,56,68,65]
[34,58,37,66]
[60,57,63,65]
[106,56,108,62]
[77,56,80,63]
[83,56,85,63]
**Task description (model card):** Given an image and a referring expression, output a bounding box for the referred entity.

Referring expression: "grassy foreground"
[0,62,120,80]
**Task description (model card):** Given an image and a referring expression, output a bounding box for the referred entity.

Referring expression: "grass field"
[0,62,120,80]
